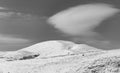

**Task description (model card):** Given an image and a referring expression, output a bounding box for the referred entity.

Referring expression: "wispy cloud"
[48,3,120,49]
[0,34,30,44]
[0,7,6,10]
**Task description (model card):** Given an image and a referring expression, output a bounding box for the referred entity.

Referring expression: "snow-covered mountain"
[0,40,119,73]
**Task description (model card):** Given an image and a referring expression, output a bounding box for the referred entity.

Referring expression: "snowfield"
[0,40,119,73]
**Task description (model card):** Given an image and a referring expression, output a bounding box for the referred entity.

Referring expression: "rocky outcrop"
[0,40,119,73]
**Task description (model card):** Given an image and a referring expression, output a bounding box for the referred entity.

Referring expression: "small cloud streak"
[48,3,120,49]
[0,7,6,10]
[0,34,30,44]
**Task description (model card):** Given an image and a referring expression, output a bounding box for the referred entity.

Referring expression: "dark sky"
[0,0,120,51]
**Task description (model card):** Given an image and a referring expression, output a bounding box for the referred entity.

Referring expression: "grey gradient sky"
[0,0,120,50]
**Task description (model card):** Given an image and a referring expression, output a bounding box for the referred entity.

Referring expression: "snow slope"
[0,40,119,73]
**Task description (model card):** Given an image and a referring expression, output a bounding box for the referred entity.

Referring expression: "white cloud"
[48,3,119,36]
[48,3,120,49]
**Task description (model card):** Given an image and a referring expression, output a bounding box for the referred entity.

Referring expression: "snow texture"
[0,40,119,73]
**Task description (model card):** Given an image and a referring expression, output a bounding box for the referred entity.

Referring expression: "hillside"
[0,40,119,73]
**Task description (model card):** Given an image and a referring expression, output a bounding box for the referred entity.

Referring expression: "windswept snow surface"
[0,40,119,73]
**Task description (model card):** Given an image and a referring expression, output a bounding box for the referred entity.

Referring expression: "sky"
[0,0,120,50]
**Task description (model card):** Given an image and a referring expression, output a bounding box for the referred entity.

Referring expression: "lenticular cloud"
[48,3,119,37]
